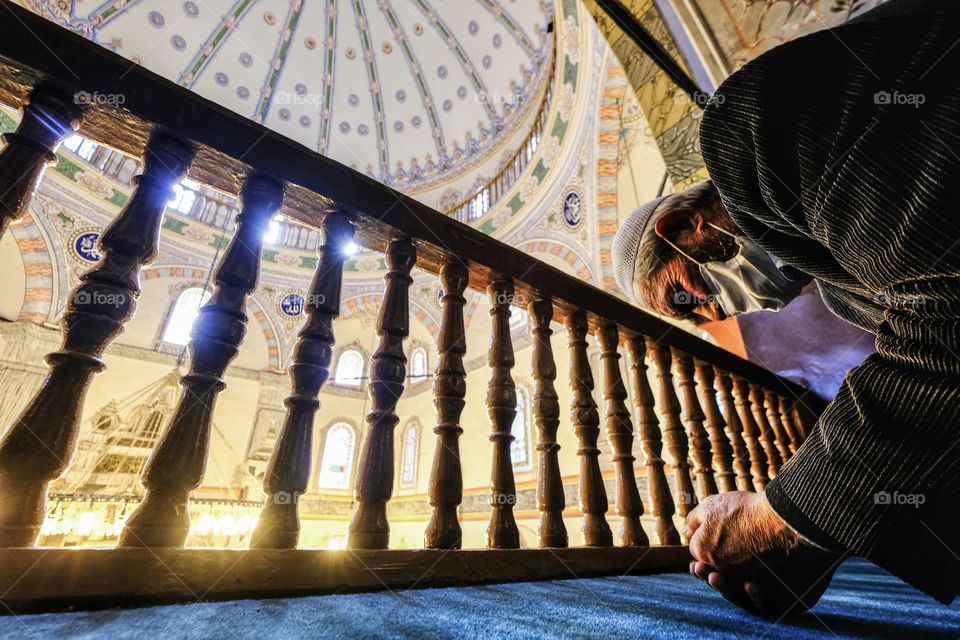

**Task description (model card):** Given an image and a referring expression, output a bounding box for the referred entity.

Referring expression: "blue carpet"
[1,559,957,639]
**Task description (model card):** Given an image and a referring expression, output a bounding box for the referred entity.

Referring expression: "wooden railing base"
[0,546,690,614]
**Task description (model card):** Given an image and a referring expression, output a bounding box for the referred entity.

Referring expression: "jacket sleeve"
[700,0,960,603]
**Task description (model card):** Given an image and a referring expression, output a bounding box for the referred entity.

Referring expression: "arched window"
[400,424,419,488]
[511,387,532,470]
[410,347,428,383]
[140,410,164,440]
[334,349,365,386]
[161,287,211,346]
[317,423,356,489]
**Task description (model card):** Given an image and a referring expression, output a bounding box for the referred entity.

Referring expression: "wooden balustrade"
[695,361,736,493]
[597,323,647,547]
[348,238,416,550]
[732,377,769,491]
[648,340,697,519]
[716,372,755,492]
[485,279,520,549]
[0,84,81,239]
[424,261,469,549]
[764,389,794,464]
[778,395,802,456]
[673,351,718,499]
[0,132,193,547]
[251,209,354,549]
[566,312,612,547]
[119,173,281,547]
[529,298,567,548]
[750,383,782,478]
[0,5,821,608]
[625,337,679,545]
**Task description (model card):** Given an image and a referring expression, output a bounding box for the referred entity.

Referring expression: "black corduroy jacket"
[700,0,960,603]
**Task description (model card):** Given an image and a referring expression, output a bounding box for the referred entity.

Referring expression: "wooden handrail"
[0,1,813,401]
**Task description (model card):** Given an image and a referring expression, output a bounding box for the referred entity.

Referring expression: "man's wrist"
[764,479,846,553]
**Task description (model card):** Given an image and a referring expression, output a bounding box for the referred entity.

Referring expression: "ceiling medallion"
[304,36,317,50]
[562,190,583,229]
[72,229,102,263]
[382,41,393,54]
[182,2,198,18]
[263,11,276,26]
[278,292,306,318]
[345,47,356,60]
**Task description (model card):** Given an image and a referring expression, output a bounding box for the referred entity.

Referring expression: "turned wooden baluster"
[529,298,567,548]
[716,373,754,492]
[778,395,802,455]
[673,351,718,499]
[565,311,612,547]
[625,336,679,545]
[348,238,416,549]
[732,377,769,491]
[424,260,469,549]
[251,209,354,548]
[597,323,647,547]
[0,85,82,239]
[791,403,814,442]
[119,173,281,547]
[750,383,782,477]
[695,361,736,493]
[648,340,697,517]
[0,132,192,547]
[485,279,520,549]
[764,389,793,463]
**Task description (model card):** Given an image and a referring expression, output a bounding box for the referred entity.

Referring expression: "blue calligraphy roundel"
[73,231,101,262]
[279,293,305,317]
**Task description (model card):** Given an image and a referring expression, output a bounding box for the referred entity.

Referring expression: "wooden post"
[778,395,802,455]
[732,377,769,491]
[716,372,754,492]
[695,361,736,493]
[764,389,793,463]
[625,336,679,545]
[348,238,416,550]
[424,260,469,549]
[750,383,782,477]
[485,279,520,549]
[673,350,718,498]
[0,85,82,238]
[597,323,647,547]
[0,132,192,547]
[529,298,567,548]
[119,173,281,547]
[251,209,354,548]
[565,312,612,547]
[648,340,697,517]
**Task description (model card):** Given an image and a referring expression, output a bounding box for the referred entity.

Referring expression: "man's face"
[639,206,739,324]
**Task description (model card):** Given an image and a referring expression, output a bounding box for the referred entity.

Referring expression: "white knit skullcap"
[612,195,669,302]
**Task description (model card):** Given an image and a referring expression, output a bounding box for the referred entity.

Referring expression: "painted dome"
[22,0,554,191]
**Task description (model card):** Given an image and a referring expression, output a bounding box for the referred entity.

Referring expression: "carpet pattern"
[1,559,957,639]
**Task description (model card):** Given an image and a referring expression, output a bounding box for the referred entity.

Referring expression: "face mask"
[665,222,804,316]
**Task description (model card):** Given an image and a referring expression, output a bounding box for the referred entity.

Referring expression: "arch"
[515,239,596,283]
[409,345,428,383]
[595,55,630,291]
[317,421,357,490]
[341,292,441,339]
[160,286,211,346]
[333,348,365,387]
[142,266,282,371]
[10,210,55,324]
[399,421,420,490]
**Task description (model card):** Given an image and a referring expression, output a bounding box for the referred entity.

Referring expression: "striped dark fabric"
[699,0,960,603]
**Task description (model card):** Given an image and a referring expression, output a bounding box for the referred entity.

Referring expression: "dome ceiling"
[22,0,554,191]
